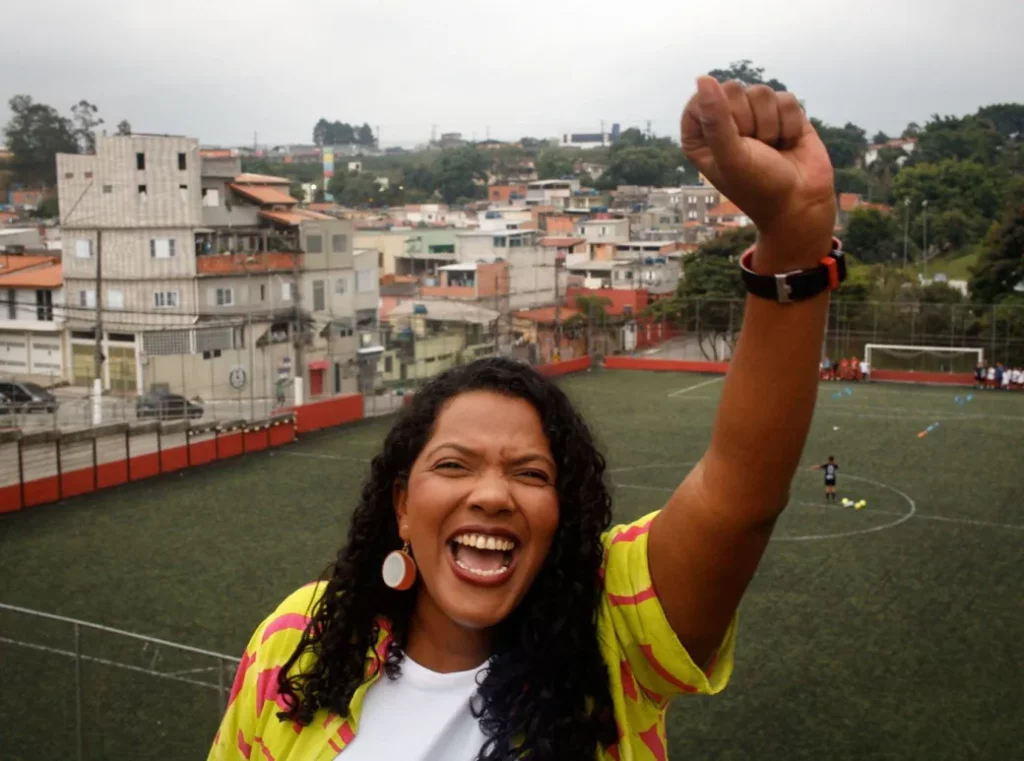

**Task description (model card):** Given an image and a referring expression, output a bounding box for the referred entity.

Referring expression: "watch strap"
[739,237,845,303]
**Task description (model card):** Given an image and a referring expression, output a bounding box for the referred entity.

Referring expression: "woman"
[210,76,838,761]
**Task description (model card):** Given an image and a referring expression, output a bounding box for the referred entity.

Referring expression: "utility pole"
[292,258,305,405]
[902,197,910,269]
[244,259,255,419]
[92,230,104,425]
[921,199,929,279]
[553,256,562,360]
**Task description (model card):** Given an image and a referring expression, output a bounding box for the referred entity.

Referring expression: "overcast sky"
[2,0,1021,149]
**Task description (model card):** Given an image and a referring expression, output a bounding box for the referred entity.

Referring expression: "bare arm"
[648,77,837,664]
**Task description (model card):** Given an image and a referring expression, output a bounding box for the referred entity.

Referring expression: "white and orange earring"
[382,541,417,590]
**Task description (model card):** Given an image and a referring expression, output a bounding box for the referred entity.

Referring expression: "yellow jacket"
[209,511,736,760]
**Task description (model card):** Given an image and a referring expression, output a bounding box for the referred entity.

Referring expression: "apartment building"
[0,255,65,382]
[525,179,580,209]
[56,135,378,399]
[455,229,562,310]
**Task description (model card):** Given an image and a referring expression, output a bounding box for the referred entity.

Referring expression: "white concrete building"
[0,255,66,382]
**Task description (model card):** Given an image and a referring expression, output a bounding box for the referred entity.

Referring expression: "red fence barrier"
[1,418,297,515]
[537,356,592,377]
[604,357,729,374]
[291,394,364,434]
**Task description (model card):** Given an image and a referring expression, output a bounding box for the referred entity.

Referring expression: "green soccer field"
[2,369,1022,760]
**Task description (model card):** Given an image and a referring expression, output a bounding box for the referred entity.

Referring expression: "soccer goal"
[864,344,984,375]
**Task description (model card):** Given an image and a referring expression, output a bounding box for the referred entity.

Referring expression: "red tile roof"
[229,184,297,206]
[259,209,334,226]
[0,255,61,288]
[706,200,744,218]
[233,172,291,185]
[839,193,862,212]
[514,306,582,324]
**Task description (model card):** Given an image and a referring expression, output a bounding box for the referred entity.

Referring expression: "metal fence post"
[217,656,226,715]
[74,622,84,761]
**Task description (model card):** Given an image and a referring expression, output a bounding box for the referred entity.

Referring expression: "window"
[178,153,187,171]
[688,210,698,220]
[259,284,266,301]
[136,152,145,170]
[107,290,125,310]
[138,184,148,200]
[35,290,53,321]
[102,184,113,194]
[384,356,393,373]
[492,236,507,248]
[312,280,325,311]
[5,289,16,319]
[202,188,220,207]
[84,171,93,180]
[306,234,323,254]
[509,236,523,248]
[215,288,234,306]
[281,281,292,301]
[64,172,74,179]
[150,238,176,258]
[78,290,97,308]
[75,239,93,259]
[143,329,190,356]
[335,276,347,295]
[196,327,234,353]
[356,269,376,293]
[153,291,179,308]
[179,184,188,202]
[331,234,348,253]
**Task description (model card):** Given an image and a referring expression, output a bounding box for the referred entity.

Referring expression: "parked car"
[135,391,204,421]
[0,381,59,414]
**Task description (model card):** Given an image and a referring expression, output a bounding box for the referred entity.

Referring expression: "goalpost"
[863,344,984,376]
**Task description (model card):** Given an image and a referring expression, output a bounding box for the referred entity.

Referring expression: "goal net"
[864,344,984,375]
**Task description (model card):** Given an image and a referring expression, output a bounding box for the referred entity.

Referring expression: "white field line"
[0,636,224,690]
[615,483,1024,532]
[667,376,725,398]
[280,451,370,463]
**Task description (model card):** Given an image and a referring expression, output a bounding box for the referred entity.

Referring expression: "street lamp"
[243,255,257,419]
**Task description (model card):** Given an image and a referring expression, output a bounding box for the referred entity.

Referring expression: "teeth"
[452,533,516,552]
[454,557,511,577]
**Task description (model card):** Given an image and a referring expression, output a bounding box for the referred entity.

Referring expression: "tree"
[436,146,488,204]
[70,100,103,153]
[810,118,868,169]
[892,158,1005,222]
[32,196,59,219]
[901,122,921,139]
[913,114,1004,166]
[708,60,787,91]
[656,228,755,359]
[976,103,1024,140]
[289,182,306,203]
[536,148,574,180]
[970,202,1024,303]
[357,123,375,147]
[115,119,131,136]
[872,131,890,145]
[573,294,613,323]
[842,208,902,264]
[3,95,79,187]
[834,167,871,196]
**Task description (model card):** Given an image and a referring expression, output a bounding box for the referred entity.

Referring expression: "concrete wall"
[57,135,202,230]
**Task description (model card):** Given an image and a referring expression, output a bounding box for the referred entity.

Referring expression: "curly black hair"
[276,356,618,760]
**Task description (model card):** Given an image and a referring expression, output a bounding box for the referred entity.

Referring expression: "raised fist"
[682,76,836,269]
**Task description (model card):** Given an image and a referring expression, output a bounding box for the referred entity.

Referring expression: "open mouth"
[448,532,519,583]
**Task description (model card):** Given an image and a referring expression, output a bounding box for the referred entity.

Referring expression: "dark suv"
[0,381,59,414]
[135,390,204,421]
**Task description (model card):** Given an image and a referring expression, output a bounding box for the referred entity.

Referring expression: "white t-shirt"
[1002,370,1011,387]
[859,360,869,374]
[988,367,996,380]
[336,655,488,761]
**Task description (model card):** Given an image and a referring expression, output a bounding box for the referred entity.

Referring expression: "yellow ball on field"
[855,500,867,510]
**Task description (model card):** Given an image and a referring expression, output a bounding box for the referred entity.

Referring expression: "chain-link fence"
[0,602,237,761]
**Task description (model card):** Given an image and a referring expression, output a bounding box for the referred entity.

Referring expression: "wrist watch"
[739,237,846,303]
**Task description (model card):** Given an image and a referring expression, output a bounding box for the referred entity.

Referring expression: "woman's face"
[395,390,560,631]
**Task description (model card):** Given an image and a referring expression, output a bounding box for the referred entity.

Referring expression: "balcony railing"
[195,252,302,276]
